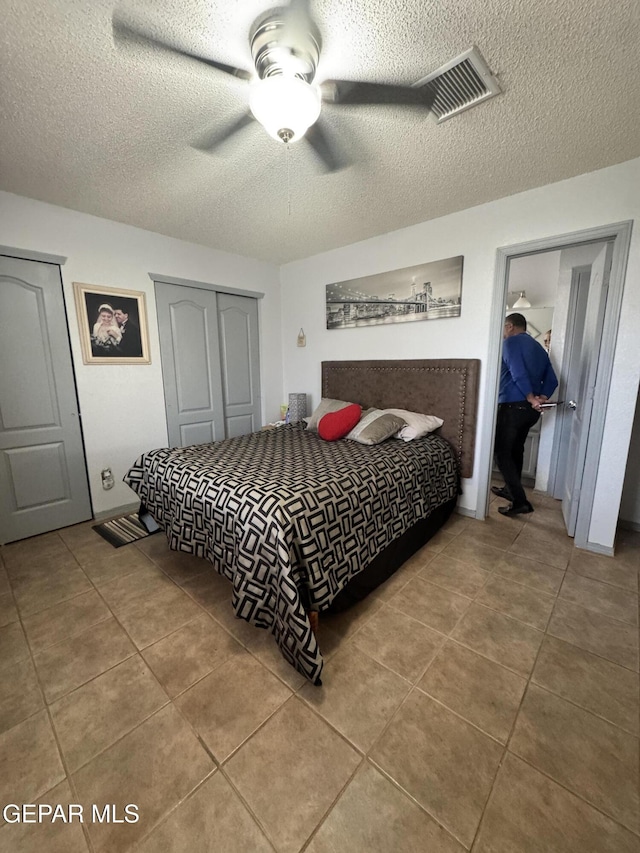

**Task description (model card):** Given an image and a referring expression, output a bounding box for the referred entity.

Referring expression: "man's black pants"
[494,403,540,508]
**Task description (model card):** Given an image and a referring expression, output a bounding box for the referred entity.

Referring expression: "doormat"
[93,514,158,548]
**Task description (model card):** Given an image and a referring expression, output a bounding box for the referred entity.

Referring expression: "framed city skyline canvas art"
[326,256,463,329]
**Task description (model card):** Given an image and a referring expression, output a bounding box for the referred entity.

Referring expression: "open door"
[560,243,612,535]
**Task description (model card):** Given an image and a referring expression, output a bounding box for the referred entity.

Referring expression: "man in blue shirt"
[494,313,558,517]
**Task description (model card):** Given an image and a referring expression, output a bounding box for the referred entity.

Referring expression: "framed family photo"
[73,283,151,365]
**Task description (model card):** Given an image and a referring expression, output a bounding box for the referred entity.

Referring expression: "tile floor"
[0,492,638,852]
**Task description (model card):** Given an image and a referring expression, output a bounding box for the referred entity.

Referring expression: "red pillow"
[318,404,362,441]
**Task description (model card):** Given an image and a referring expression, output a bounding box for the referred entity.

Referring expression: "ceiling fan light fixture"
[249,76,321,144]
[512,291,531,309]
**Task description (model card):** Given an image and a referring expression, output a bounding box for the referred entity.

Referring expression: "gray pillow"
[346,409,406,445]
[306,398,354,432]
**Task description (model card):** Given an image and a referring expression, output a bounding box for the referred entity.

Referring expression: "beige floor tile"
[0,592,18,628]
[370,689,503,847]
[0,657,44,735]
[2,535,70,573]
[299,644,410,751]
[180,569,233,610]
[50,655,168,772]
[73,704,214,853]
[352,604,445,681]
[226,697,361,853]
[34,617,136,703]
[524,506,569,532]
[0,621,30,671]
[58,520,103,548]
[207,599,263,646]
[568,549,638,592]
[559,572,638,626]
[12,567,93,617]
[245,628,308,690]
[142,613,242,697]
[532,636,639,735]
[368,565,414,603]
[389,576,471,634]
[0,710,65,812]
[22,589,111,654]
[418,640,526,743]
[510,683,639,833]
[98,563,175,611]
[452,603,543,676]
[132,532,172,560]
[175,653,291,761]
[306,761,465,853]
[441,536,508,572]
[442,513,472,536]
[135,773,273,853]
[493,552,565,595]
[147,550,211,585]
[420,529,457,555]
[614,535,640,571]
[419,553,490,598]
[474,752,640,853]
[548,599,639,670]
[0,780,89,853]
[321,595,385,639]
[508,527,573,570]
[476,576,555,630]
[459,517,521,551]
[0,567,10,596]
[67,534,132,566]
[107,585,203,650]
[78,546,158,587]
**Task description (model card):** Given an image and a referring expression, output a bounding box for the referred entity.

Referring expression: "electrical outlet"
[101,468,115,490]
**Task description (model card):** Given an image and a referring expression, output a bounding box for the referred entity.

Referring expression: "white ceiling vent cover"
[415,46,502,123]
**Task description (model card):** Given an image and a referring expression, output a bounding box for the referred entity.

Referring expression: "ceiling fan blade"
[112,12,252,80]
[193,113,255,152]
[304,120,348,172]
[321,80,435,110]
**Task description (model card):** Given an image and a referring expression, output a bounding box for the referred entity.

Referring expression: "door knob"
[567,400,577,410]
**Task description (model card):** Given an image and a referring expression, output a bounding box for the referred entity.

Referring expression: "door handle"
[567,400,577,410]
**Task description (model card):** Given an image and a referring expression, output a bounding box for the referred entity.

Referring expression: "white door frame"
[476,221,633,553]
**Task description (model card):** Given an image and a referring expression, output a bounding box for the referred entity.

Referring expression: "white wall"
[280,158,640,548]
[0,192,282,516]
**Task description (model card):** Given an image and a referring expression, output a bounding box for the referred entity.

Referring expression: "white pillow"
[383,408,444,441]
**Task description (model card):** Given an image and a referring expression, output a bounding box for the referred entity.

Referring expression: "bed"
[124,358,480,683]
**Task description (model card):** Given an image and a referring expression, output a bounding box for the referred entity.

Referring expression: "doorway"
[478,221,633,554]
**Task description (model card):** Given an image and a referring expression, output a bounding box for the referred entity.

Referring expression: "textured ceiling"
[1,0,639,264]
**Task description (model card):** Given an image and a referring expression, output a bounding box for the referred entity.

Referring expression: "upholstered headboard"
[322,359,480,478]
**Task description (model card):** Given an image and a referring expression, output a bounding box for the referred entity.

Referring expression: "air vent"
[414,46,501,123]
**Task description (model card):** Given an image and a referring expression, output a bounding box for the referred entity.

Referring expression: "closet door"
[155,282,226,447]
[217,292,261,437]
[155,283,261,447]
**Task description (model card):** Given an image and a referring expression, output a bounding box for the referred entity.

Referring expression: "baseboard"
[93,502,140,522]
[455,505,477,519]
[581,541,615,557]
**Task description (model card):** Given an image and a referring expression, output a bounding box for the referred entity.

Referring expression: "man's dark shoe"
[498,502,534,517]
[491,486,512,500]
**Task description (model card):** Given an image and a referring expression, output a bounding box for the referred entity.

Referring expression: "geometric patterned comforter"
[124,423,459,684]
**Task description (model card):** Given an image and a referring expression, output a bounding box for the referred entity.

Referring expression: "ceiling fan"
[113,0,436,172]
